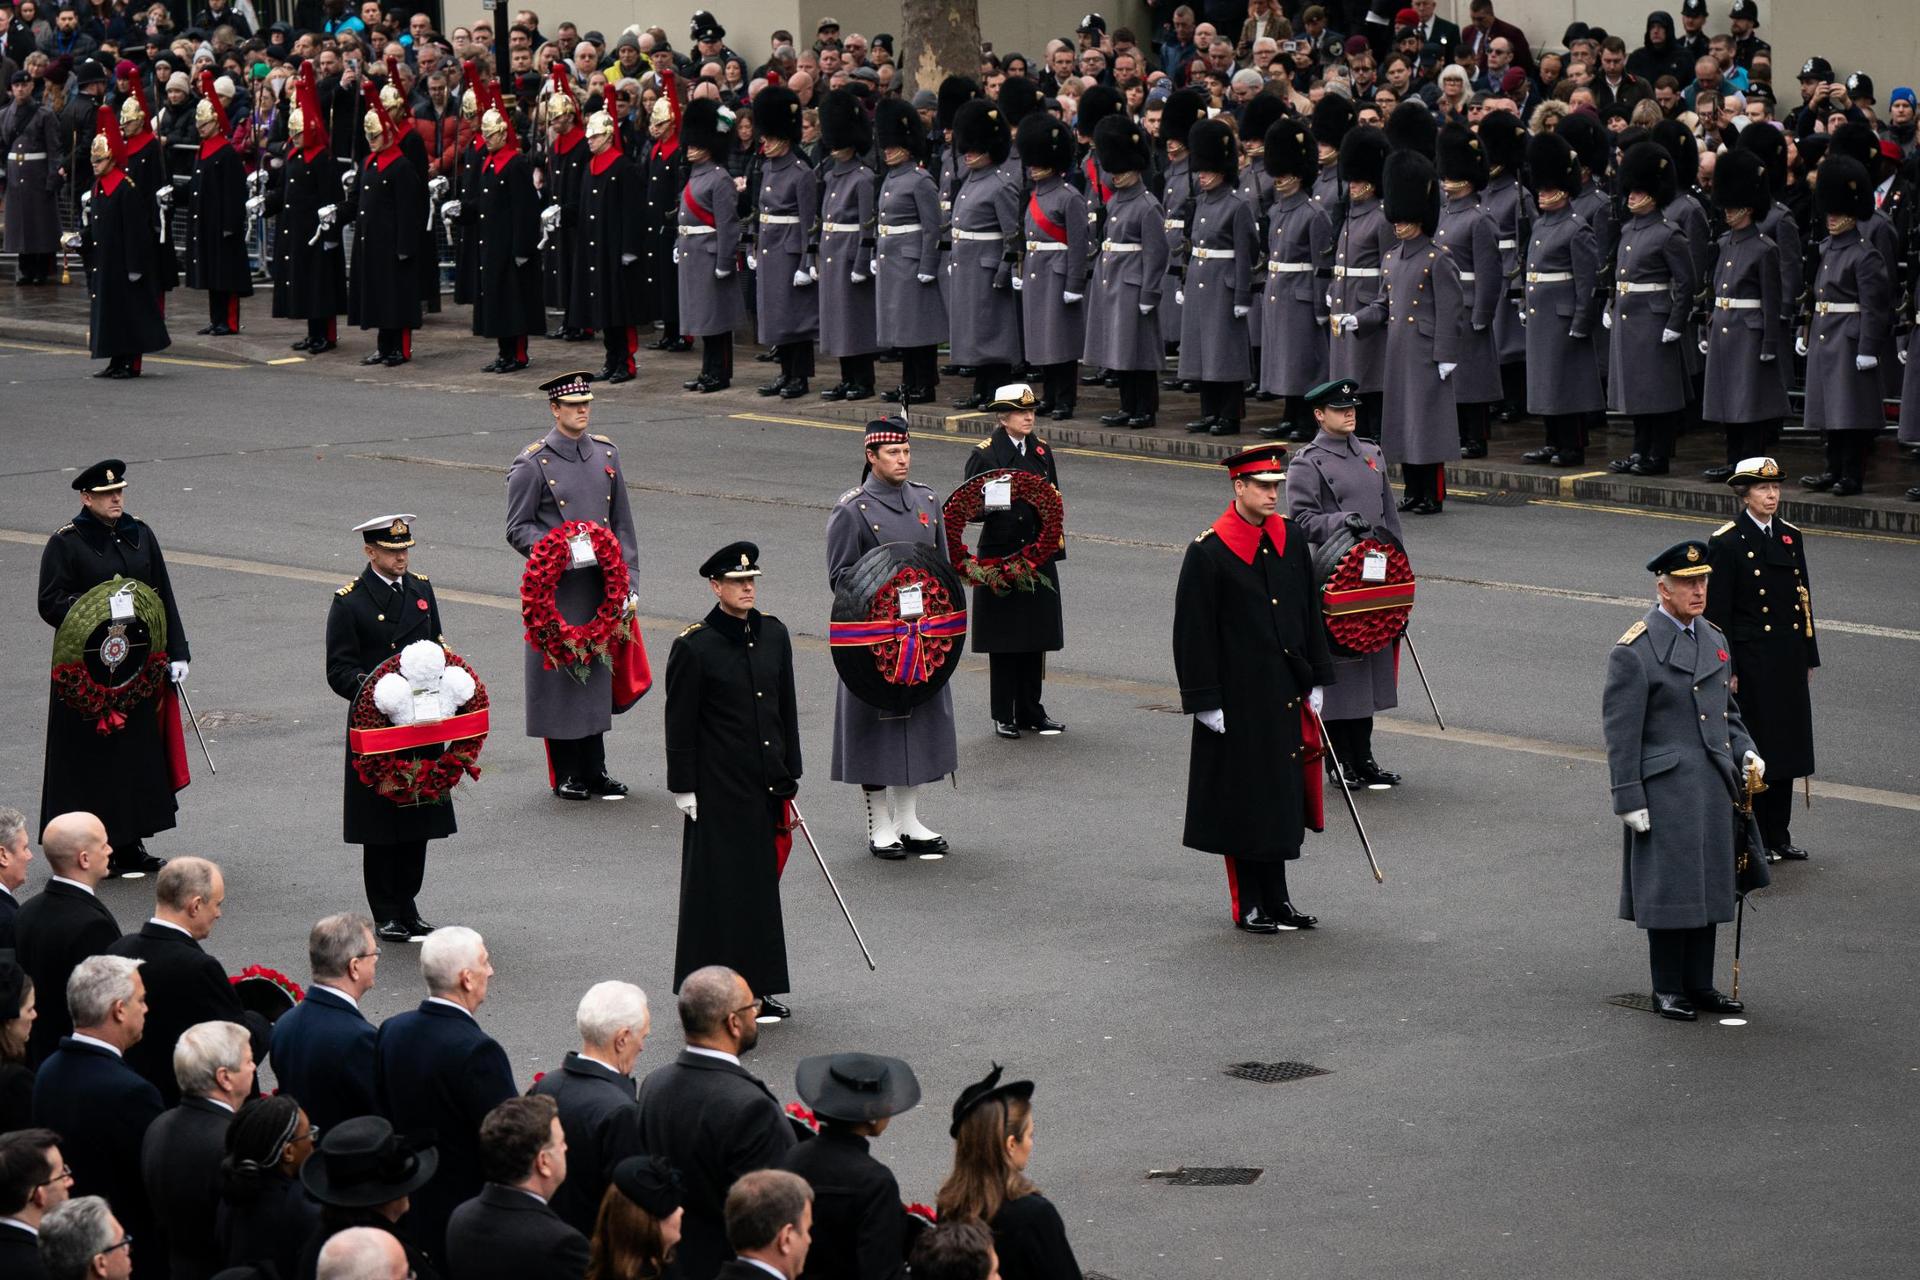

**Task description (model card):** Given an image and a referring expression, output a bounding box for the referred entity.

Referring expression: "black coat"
[989,1192,1082,1280]
[32,1038,164,1257]
[107,921,251,1106]
[0,884,17,949]
[617,1050,798,1280]
[543,128,588,311]
[394,129,440,311]
[1704,512,1819,779]
[185,136,253,294]
[527,1051,637,1236]
[470,146,545,338]
[0,1059,33,1134]
[444,1183,591,1280]
[349,147,427,332]
[267,984,378,1134]
[664,608,801,998]
[640,142,687,329]
[1172,513,1333,861]
[324,567,456,845]
[80,169,170,359]
[961,430,1066,654]
[567,146,651,331]
[0,1219,47,1280]
[121,134,181,293]
[216,1169,321,1278]
[780,1128,911,1280]
[453,137,486,304]
[140,1095,234,1280]
[373,1001,516,1263]
[268,148,347,322]
[14,881,119,1064]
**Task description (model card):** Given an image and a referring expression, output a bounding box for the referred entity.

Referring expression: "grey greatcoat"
[752,152,818,346]
[1176,183,1257,382]
[946,164,1021,365]
[1310,162,1343,223]
[675,160,745,338]
[1082,180,1168,372]
[875,162,946,347]
[505,427,641,740]
[825,474,959,786]
[1606,210,1696,414]
[816,156,879,358]
[1158,153,1193,348]
[1375,235,1465,465]
[1237,159,1274,353]
[1523,204,1604,414]
[1757,202,1803,335]
[1286,429,1403,721]
[1434,193,1503,404]
[1603,608,1757,930]
[1482,171,1531,363]
[1,99,63,253]
[1701,224,1790,424]
[1802,227,1894,432]
[1328,195,1395,391]
[1258,188,1333,397]
[1665,192,1714,378]
[1574,179,1616,388]
[1020,174,1090,365]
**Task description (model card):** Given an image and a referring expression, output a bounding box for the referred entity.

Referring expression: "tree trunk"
[900,0,983,98]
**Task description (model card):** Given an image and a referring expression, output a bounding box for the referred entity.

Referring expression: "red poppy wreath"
[942,470,1065,595]
[347,645,490,807]
[520,521,634,682]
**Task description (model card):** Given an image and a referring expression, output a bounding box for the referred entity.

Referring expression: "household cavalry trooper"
[946,98,1021,410]
[1084,114,1169,429]
[1519,131,1605,467]
[676,97,745,393]
[640,69,690,352]
[346,79,426,367]
[815,88,880,403]
[1605,141,1698,478]
[1798,153,1892,498]
[1476,111,1532,425]
[1015,110,1090,420]
[265,64,346,356]
[1236,92,1286,395]
[541,65,590,343]
[1308,94,1353,221]
[379,54,441,319]
[505,373,641,801]
[873,97,945,404]
[1176,115,1258,437]
[1375,146,1464,515]
[448,60,487,307]
[1434,123,1503,461]
[72,105,169,379]
[470,76,545,374]
[1156,89,1207,389]
[1327,125,1393,440]
[113,75,181,312]
[749,83,818,399]
[1256,115,1334,443]
[186,69,251,335]
[1699,149,1790,480]
[571,89,649,385]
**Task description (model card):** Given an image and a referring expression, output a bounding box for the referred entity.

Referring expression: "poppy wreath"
[519,521,633,683]
[942,470,1065,595]
[52,652,172,735]
[855,564,963,685]
[1320,537,1416,655]
[348,650,490,806]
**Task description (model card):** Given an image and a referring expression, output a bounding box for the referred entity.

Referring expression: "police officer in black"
[37,459,186,879]
[324,515,454,943]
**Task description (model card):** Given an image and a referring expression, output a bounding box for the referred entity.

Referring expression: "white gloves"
[1437,362,1456,381]
[1601,307,1613,330]
[1759,352,1775,362]
[1175,288,1185,306]
[746,252,758,270]
[317,203,339,226]
[673,792,698,820]
[245,193,266,214]
[1698,336,1710,355]
[1622,808,1651,834]
[1139,303,1154,315]
[1794,334,1808,357]
[1063,291,1083,304]
[1743,750,1766,779]
[1232,304,1249,319]
[540,203,562,228]
[621,252,638,265]
[715,268,733,278]
[1660,328,1682,344]
[916,273,935,284]
[792,269,813,287]
[1472,321,1488,332]
[128,271,142,282]
[154,184,172,207]
[1901,346,1910,365]
[169,661,189,683]
[427,175,450,201]
[850,270,870,283]
[1309,686,1324,715]
[1010,273,1023,291]
[1196,708,1225,734]
[514,255,529,266]
[439,199,461,221]
[808,265,818,281]
[672,245,683,264]
[1336,313,1358,333]
[1855,354,1878,371]
[61,231,81,248]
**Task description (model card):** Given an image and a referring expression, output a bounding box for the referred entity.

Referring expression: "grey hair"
[678,965,743,1036]
[0,807,26,852]
[67,955,142,1028]
[155,856,218,910]
[174,1020,250,1096]
[39,1196,117,1280]
[309,912,376,980]
[1231,68,1264,90]
[316,1225,407,1280]
[576,981,649,1045]
[420,925,486,995]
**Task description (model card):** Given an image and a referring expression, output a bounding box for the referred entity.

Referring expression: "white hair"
[174,1020,250,1096]
[576,981,649,1045]
[1231,68,1264,90]
[39,1197,117,1280]
[420,925,486,995]
[67,955,141,1028]
[1440,63,1471,86]
[317,1226,407,1280]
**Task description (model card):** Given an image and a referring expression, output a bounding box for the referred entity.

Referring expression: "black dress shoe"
[376,920,417,943]
[308,340,337,354]
[1521,445,1557,463]
[405,916,438,938]
[291,337,315,351]
[1831,478,1863,496]
[1208,420,1241,436]
[362,352,390,365]
[780,379,810,398]
[1160,375,1184,390]
[1079,369,1105,385]
[1353,758,1402,787]
[1396,493,1421,512]
[1049,405,1074,420]
[1410,498,1442,515]
[757,377,790,396]
[841,384,874,401]
[1254,389,1281,402]
[1702,464,1737,482]
[952,393,985,409]
[1653,992,1698,1021]
[94,365,129,378]
[1100,409,1132,426]
[694,377,728,393]
[1285,425,1314,442]
[1274,901,1318,930]
[546,326,570,341]
[110,846,169,878]
[1235,907,1281,934]
[482,358,507,373]
[993,721,1022,739]
[901,831,949,854]
[383,355,408,367]
[1125,415,1156,429]
[1257,424,1285,439]
[1607,454,1641,473]
[1020,717,1066,735]
[1547,450,1585,466]
[587,774,630,800]
[196,323,217,335]
[1628,458,1671,476]
[1184,416,1218,433]
[1461,442,1488,458]
[210,324,236,336]
[663,337,694,352]
[1907,486,1920,502]
[869,838,908,860]
[1773,843,1809,860]
[756,995,791,1021]
[820,381,850,400]
[607,368,635,384]
[754,347,778,362]
[1800,471,1837,491]
[1031,400,1055,416]
[682,375,707,390]
[498,359,530,373]
[1687,988,1744,1014]
[553,777,591,801]
[647,335,676,350]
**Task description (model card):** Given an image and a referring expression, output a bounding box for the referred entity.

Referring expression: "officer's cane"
[173,678,217,774]
[786,800,876,970]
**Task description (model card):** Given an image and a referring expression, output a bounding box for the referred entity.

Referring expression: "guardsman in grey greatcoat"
[676,98,744,393]
[1071,86,1124,391]
[1157,90,1208,385]
[1256,116,1334,442]
[1237,93,1286,396]
[1085,115,1168,429]
[1699,150,1791,480]
[815,90,880,403]
[1604,142,1697,477]
[505,373,641,801]
[1327,126,1394,440]
[1015,112,1090,419]
[1374,150,1464,515]
[1178,117,1259,437]
[1476,111,1532,423]
[1308,95,1352,225]
[1557,113,1616,408]
[2,70,65,284]
[825,419,959,859]
[1735,123,1803,350]
[1603,540,1762,1022]
[1518,133,1604,466]
[1285,379,1405,790]
[1901,268,1920,499]
[1652,120,1715,411]
[1434,124,1503,460]
[1798,154,1892,497]
[749,85,818,399]
[873,97,945,404]
[946,99,1022,409]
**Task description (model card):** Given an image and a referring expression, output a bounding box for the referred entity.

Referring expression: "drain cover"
[1608,993,1658,1012]
[1147,1167,1263,1187]
[191,709,272,729]
[1224,1061,1330,1083]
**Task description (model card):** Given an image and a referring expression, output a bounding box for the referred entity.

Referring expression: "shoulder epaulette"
[976,438,992,449]
[411,572,429,582]
[56,523,74,535]
[524,440,546,454]
[1195,528,1215,542]
[1616,620,1646,645]
[1701,617,1725,635]
[907,480,937,491]
[837,486,862,504]
[336,579,357,597]
[591,433,615,445]
[1712,520,1735,536]
[678,622,704,638]
[1778,518,1801,535]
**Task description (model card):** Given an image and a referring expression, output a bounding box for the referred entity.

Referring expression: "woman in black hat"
[780,1052,923,1278]
[0,959,34,1132]
[935,1065,1079,1280]
[588,1155,683,1280]
[215,1095,320,1278]
[296,1116,441,1280]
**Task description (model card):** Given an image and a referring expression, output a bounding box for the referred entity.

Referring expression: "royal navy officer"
[506,372,640,800]
[1603,540,1763,1021]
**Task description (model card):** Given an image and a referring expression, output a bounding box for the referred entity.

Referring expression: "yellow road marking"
[1528,497,1915,545]
[267,356,307,366]
[146,355,247,370]
[0,341,80,355]
[1556,469,1609,496]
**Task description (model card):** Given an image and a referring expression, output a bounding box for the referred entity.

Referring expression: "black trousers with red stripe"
[1226,857,1291,918]
[208,291,241,329]
[497,334,530,364]
[377,328,414,360]
[306,316,338,346]
[546,733,607,785]
[603,326,639,375]
[1400,462,1446,507]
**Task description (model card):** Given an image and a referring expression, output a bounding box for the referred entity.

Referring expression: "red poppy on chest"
[918,512,930,525]
[1717,648,1728,662]
[418,599,430,611]
[1780,534,1793,545]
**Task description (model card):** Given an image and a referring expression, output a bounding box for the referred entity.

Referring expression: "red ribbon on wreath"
[827,565,967,685]
[347,649,491,806]
[519,521,634,682]
[1320,539,1416,655]
[52,652,172,735]
[942,470,1066,595]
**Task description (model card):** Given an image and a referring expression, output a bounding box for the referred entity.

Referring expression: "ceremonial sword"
[786,800,876,970]
[1309,706,1383,883]
[173,677,216,774]
[1400,629,1446,731]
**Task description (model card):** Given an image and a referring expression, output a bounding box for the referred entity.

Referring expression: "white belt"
[1269,262,1313,273]
[1714,297,1762,310]
[1164,218,1186,230]
[9,151,48,161]
[1190,247,1235,261]
[1334,265,1380,278]
[822,221,864,233]
[1026,239,1067,252]
[1101,241,1142,253]
[1526,271,1571,283]
[1457,271,1475,281]
[1815,301,1861,314]
[1497,238,1518,249]
[878,223,922,236]
[1616,281,1666,294]
[758,212,800,224]
[953,229,1004,241]
[677,225,717,236]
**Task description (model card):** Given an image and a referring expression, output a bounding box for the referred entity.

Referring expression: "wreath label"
[348,648,490,806]
[520,520,634,682]
[942,469,1066,596]
[827,565,967,686]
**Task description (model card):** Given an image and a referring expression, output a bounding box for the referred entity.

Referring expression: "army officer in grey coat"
[1084,115,1168,428]
[1798,154,1893,498]
[1603,540,1763,1021]
[1256,116,1333,442]
[1699,150,1791,480]
[1519,133,1604,467]
[1603,142,1697,477]
[1372,150,1464,515]
[873,97,945,404]
[1176,117,1259,437]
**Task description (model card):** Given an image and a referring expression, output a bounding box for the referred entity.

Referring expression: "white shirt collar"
[69,1032,122,1058]
[426,996,477,1021]
[200,1095,237,1113]
[147,917,194,938]
[504,1184,549,1206]
[1656,604,1696,635]
[0,1217,37,1237]
[685,1045,741,1067]
[1876,174,1895,198]
[50,875,96,896]
[377,571,403,588]
[577,1052,622,1075]
[1745,509,1772,535]
[0,884,16,903]
[314,983,361,1009]
[740,1260,786,1280]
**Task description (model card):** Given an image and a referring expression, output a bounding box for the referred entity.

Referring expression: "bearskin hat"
[1160,88,1208,153]
[1556,111,1610,179]
[1188,117,1238,177]
[753,85,803,145]
[996,75,1042,127]
[1382,149,1439,234]
[952,98,1011,165]
[1618,140,1677,207]
[1239,92,1286,152]
[1649,118,1698,186]
[1436,122,1487,187]
[819,88,871,155]
[1338,124,1390,189]
[1736,121,1788,197]
[1076,84,1124,139]
[1093,113,1151,175]
[1385,100,1436,156]
[1477,109,1527,175]
[1310,92,1354,148]
[1265,116,1318,184]
[1017,111,1075,174]
[1525,131,1579,198]
[1714,148,1770,216]
[1815,154,1875,221]
[874,96,925,160]
[681,97,732,159]
[937,75,979,131]
[1829,120,1880,171]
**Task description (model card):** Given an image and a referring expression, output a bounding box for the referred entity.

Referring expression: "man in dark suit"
[14,812,120,1065]
[269,912,381,1133]
[0,1128,72,1280]
[445,1095,590,1280]
[1465,0,1532,73]
[615,966,797,1280]
[528,981,649,1235]
[0,807,32,949]
[138,1020,252,1280]
[1408,0,1461,62]
[106,857,254,1106]
[716,1170,813,1280]
[31,954,163,1272]
[373,925,516,1263]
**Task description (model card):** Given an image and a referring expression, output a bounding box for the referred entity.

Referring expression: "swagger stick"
[1400,630,1446,731]
[787,800,877,970]
[1310,707,1384,883]
[173,678,217,774]
[1731,893,1745,1001]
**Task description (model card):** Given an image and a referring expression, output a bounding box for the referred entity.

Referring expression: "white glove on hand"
[792,269,813,287]
[169,661,189,683]
[1437,361,1456,381]
[439,199,461,221]
[1660,328,1682,344]
[808,265,818,281]
[916,273,935,284]
[1063,290,1083,304]
[1855,354,1878,371]
[427,175,450,200]
[1759,352,1775,362]
[61,231,81,248]
[1900,346,1910,365]
[1233,304,1249,319]
[621,252,638,265]
[746,252,758,270]
[246,193,266,214]
[715,268,733,278]
[1309,686,1324,715]
[1795,334,1809,357]
[1472,321,1488,332]
[1336,313,1358,333]
[540,203,562,228]
[1175,288,1185,306]
[154,185,171,206]
[1139,303,1154,315]
[673,792,698,820]
[1743,750,1766,779]
[850,270,870,283]
[514,255,529,266]
[1601,307,1613,330]
[672,245,684,264]
[1196,708,1225,734]
[1622,808,1651,834]
[127,271,142,282]
[318,203,339,225]
[1698,336,1710,355]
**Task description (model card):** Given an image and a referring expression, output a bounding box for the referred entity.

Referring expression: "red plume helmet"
[361,79,394,147]
[550,62,580,116]
[597,85,621,153]
[123,74,154,138]
[93,100,128,168]
[296,60,330,156]
[658,64,683,140]
[197,68,227,131]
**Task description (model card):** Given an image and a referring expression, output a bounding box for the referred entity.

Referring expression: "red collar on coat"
[95,169,127,197]
[197,133,230,160]
[1210,506,1286,565]
[589,146,621,176]
[368,144,403,171]
[484,144,519,173]
[553,124,585,154]
[300,141,329,165]
[125,130,155,153]
[651,133,680,161]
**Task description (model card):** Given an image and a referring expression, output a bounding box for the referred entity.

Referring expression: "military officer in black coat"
[1705,458,1818,862]
[73,104,169,379]
[780,1052,923,1280]
[961,384,1067,738]
[185,70,252,335]
[38,460,186,879]
[324,515,454,944]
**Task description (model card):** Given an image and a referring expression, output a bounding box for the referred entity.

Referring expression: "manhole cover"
[1608,993,1658,1013]
[1147,1167,1263,1187]
[1224,1061,1330,1083]
[191,709,272,729]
